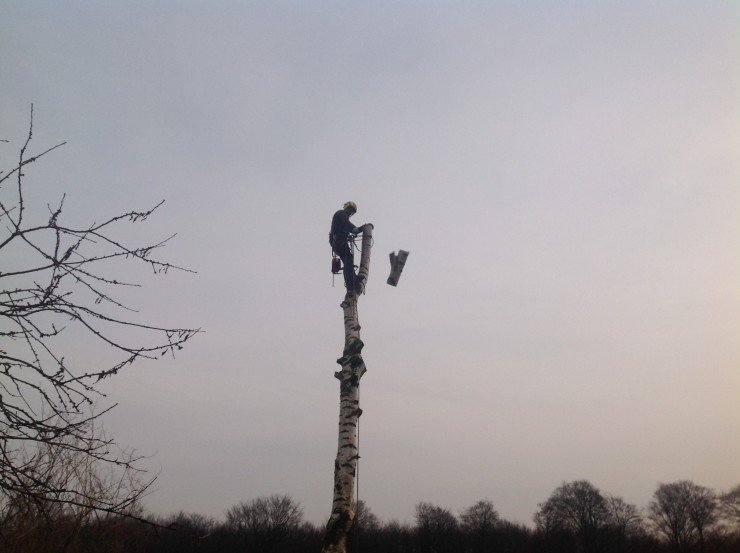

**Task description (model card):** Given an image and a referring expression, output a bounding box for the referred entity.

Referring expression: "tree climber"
[329,201,367,294]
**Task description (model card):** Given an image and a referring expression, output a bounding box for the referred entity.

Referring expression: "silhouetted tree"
[460,499,500,552]
[0,420,149,553]
[415,502,459,553]
[534,480,609,553]
[152,511,219,553]
[718,485,740,531]
[648,481,717,552]
[603,494,644,553]
[0,108,199,519]
[348,500,381,553]
[534,493,576,553]
[225,494,303,553]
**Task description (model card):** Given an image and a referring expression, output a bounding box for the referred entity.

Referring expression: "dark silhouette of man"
[329,201,366,294]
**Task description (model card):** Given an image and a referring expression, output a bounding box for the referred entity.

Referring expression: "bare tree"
[153,511,218,553]
[459,499,499,553]
[648,481,718,552]
[226,494,303,552]
[414,502,459,553]
[0,108,199,517]
[718,485,740,531]
[685,483,718,552]
[347,499,381,553]
[604,493,644,553]
[0,418,148,553]
[353,499,380,533]
[321,224,373,553]
[534,480,609,553]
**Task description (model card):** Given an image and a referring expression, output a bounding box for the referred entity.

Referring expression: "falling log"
[387,249,409,286]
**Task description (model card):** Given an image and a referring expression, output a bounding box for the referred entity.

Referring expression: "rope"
[351,233,374,253]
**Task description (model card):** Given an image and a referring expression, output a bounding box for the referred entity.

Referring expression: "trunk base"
[321,510,354,553]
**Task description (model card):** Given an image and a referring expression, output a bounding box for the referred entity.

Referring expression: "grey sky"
[2,1,738,526]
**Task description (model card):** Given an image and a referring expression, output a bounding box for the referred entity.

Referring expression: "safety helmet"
[343,201,357,213]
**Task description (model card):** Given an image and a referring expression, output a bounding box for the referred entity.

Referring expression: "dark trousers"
[332,239,355,289]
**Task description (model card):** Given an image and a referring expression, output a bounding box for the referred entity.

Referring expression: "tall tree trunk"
[321,225,373,553]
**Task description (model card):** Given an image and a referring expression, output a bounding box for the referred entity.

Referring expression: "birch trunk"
[321,224,373,553]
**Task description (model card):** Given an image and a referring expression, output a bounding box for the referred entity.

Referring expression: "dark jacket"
[329,209,360,245]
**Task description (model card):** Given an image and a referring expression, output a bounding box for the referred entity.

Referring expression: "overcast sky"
[2,1,738,526]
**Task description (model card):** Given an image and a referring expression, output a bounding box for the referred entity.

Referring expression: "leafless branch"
[0,107,200,519]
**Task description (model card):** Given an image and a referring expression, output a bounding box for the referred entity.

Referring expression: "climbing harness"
[330,234,361,288]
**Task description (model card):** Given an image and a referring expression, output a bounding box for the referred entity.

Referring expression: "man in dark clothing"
[330,201,365,293]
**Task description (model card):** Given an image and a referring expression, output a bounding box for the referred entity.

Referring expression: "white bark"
[321,224,373,553]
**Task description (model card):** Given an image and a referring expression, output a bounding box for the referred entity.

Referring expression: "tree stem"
[321,225,373,553]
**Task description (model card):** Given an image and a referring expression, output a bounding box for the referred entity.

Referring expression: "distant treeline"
[2,479,739,553]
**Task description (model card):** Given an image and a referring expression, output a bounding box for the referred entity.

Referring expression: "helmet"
[343,201,357,213]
